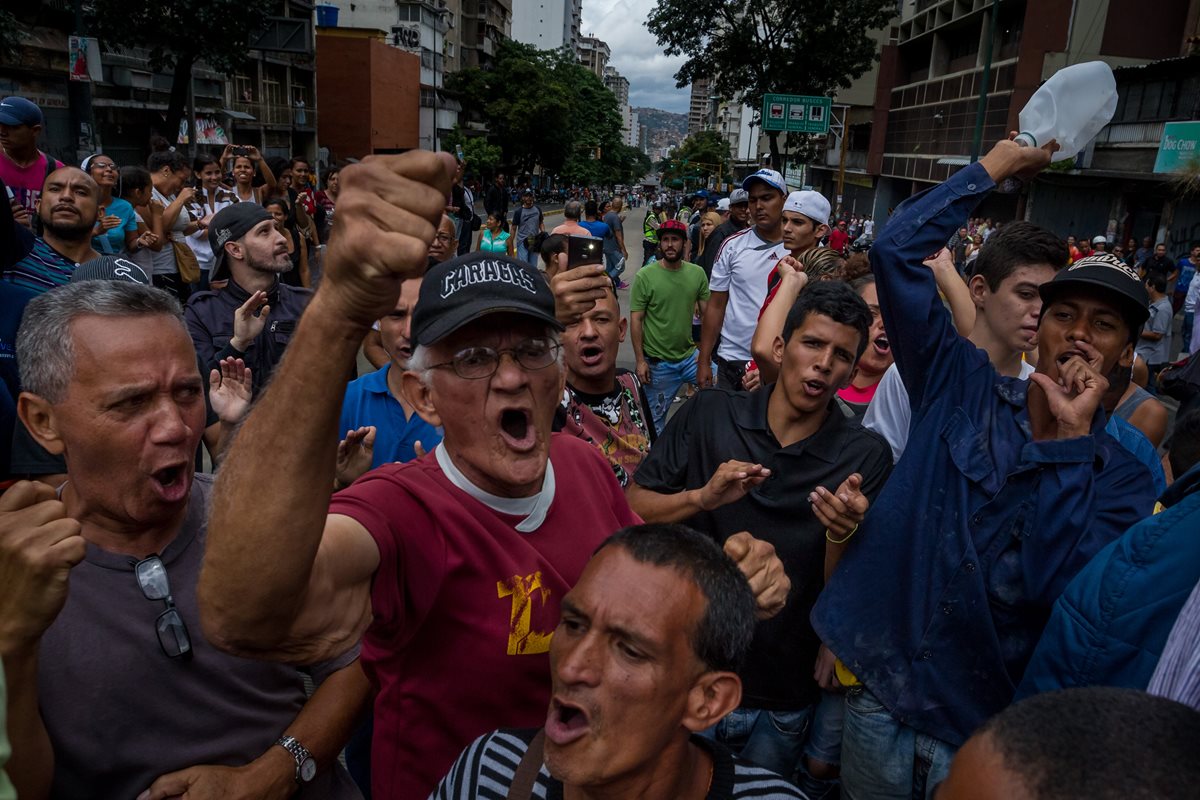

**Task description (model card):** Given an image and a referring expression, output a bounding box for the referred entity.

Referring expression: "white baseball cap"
[716,198,730,212]
[783,190,831,225]
[1092,235,1107,245]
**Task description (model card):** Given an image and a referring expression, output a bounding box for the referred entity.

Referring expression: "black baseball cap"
[1039,253,1150,329]
[413,252,563,347]
[208,203,274,281]
[71,255,151,285]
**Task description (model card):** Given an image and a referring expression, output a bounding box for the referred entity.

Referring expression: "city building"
[315,28,420,158]
[322,0,459,153]
[458,0,513,68]
[511,0,581,53]
[688,78,713,135]
[1025,52,1200,252]
[579,35,611,79]
[227,0,320,161]
[629,109,639,148]
[869,0,1198,222]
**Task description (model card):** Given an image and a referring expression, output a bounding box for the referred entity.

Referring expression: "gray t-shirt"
[512,205,543,241]
[1136,296,1173,365]
[39,473,361,800]
[602,210,623,255]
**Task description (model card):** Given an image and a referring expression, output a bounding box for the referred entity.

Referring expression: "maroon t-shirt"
[328,434,641,799]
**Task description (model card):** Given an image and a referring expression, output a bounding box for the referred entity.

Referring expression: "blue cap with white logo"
[0,97,44,127]
[742,168,786,195]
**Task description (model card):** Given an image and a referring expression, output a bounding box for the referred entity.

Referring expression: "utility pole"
[970,0,1000,163]
[68,0,97,160]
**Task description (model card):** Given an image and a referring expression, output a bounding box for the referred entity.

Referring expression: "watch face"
[300,757,317,782]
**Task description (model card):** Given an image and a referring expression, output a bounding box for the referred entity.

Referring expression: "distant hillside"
[634,107,687,154]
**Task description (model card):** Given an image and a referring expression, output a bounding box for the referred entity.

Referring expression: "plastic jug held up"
[1013,61,1118,162]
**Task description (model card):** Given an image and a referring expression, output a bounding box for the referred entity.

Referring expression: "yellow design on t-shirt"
[497,572,555,655]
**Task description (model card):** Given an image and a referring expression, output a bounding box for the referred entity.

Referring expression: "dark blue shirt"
[810,162,1157,747]
[339,364,442,470]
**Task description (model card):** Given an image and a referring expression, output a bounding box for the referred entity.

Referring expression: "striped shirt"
[1,234,80,293]
[429,728,808,800]
[1148,578,1200,711]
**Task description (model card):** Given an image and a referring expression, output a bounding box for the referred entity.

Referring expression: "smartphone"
[232,145,250,157]
[566,234,604,268]
[455,144,465,161]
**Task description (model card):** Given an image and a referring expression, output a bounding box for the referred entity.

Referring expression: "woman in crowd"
[836,274,894,415]
[185,152,240,290]
[147,149,199,301]
[265,197,309,288]
[693,210,725,275]
[477,212,514,257]
[314,165,339,242]
[225,144,276,205]
[116,165,160,274]
[83,153,140,256]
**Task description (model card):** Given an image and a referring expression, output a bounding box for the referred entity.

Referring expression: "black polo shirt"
[634,384,893,710]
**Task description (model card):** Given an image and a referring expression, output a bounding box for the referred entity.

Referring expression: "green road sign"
[761,94,832,134]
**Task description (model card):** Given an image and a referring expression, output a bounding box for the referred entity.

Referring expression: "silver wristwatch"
[276,735,317,783]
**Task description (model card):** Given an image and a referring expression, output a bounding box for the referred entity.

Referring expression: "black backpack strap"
[505,729,546,800]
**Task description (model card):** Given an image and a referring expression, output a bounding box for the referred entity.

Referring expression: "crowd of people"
[2,90,1200,800]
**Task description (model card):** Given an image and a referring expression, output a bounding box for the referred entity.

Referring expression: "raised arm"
[925,248,976,336]
[199,152,455,661]
[873,138,1053,409]
[750,258,808,384]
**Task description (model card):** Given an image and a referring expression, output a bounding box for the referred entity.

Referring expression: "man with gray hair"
[197,150,790,800]
[551,199,588,237]
[2,280,366,799]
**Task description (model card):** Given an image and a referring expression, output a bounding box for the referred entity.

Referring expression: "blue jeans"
[604,250,623,281]
[646,351,712,433]
[1184,311,1194,354]
[517,239,539,268]
[708,706,812,780]
[840,687,956,800]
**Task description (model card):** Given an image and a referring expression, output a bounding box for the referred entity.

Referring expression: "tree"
[446,40,625,181]
[647,0,896,166]
[88,0,275,146]
[658,131,731,188]
[442,126,503,172]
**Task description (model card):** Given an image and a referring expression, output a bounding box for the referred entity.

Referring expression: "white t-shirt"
[864,359,1036,463]
[863,219,875,237]
[708,227,787,362]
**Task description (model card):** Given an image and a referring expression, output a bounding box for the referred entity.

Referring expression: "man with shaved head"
[1,167,100,292]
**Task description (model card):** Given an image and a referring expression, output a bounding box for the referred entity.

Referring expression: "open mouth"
[396,344,413,361]
[499,408,536,451]
[873,335,890,355]
[545,698,591,746]
[803,378,828,397]
[150,464,189,501]
[578,344,604,367]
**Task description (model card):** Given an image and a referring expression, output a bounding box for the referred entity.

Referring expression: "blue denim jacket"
[810,162,1157,747]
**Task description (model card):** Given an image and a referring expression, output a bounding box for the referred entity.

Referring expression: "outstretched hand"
[697,460,771,512]
[231,290,270,352]
[209,357,253,425]
[335,426,377,488]
[810,473,868,539]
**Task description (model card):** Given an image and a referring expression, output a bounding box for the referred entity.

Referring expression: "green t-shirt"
[630,260,710,362]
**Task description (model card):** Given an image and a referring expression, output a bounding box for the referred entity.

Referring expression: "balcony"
[1094,120,1167,147]
[230,101,317,129]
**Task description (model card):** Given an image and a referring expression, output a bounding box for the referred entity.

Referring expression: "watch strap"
[276,735,314,783]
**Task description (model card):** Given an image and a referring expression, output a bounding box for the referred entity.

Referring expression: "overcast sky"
[580,0,690,114]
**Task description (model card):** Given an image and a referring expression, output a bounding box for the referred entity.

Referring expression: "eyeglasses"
[434,233,454,243]
[429,337,560,380]
[135,555,193,660]
[90,161,118,171]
